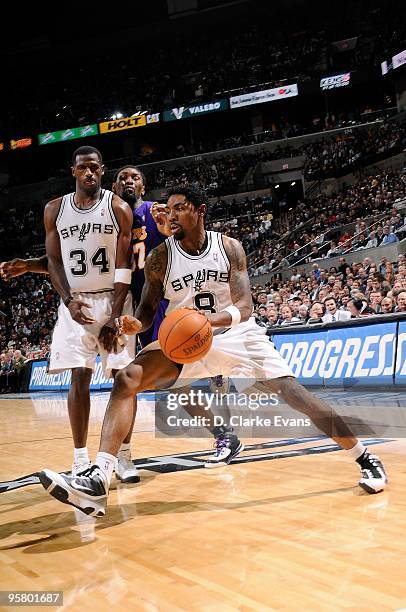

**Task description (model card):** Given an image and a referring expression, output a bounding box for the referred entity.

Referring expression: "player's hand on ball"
[115,315,142,336]
[67,300,96,325]
[0,258,28,280]
[182,306,209,319]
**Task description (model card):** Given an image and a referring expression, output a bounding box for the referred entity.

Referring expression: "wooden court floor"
[0,391,405,611]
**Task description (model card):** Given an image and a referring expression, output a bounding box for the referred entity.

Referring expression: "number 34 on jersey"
[57,189,120,292]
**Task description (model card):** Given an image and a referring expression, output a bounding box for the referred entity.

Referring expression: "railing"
[359,106,398,123]
[304,180,322,199]
[248,209,395,276]
[338,217,389,256]
[249,229,329,276]
[246,213,317,267]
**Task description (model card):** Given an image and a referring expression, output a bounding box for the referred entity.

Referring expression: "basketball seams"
[159,310,213,363]
[159,310,197,354]
[169,318,212,359]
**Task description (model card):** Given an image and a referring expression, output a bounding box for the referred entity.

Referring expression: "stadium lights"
[275,184,280,188]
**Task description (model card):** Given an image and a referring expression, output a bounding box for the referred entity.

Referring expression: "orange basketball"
[158,308,213,364]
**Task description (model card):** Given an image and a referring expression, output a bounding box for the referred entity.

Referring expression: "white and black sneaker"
[204,432,244,468]
[116,457,140,483]
[38,465,108,517]
[357,451,388,494]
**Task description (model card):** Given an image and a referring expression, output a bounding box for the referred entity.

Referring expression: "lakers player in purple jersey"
[111,166,168,348]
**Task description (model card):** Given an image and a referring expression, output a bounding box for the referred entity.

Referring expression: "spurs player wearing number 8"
[117,166,242,465]
[39,185,387,517]
[46,147,135,386]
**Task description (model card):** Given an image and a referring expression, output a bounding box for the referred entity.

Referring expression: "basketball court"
[0,390,405,610]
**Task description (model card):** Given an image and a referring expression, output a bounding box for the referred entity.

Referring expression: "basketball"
[158,308,213,364]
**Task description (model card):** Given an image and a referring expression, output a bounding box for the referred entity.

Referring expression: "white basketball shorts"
[140,317,293,391]
[49,290,135,377]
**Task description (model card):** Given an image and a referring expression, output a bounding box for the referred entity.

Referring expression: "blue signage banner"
[27,321,406,391]
[273,328,324,386]
[29,357,113,391]
[273,322,398,387]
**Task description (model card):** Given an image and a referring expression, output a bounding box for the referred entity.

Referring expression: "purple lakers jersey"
[131,200,168,346]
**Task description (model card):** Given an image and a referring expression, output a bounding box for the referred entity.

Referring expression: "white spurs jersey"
[56,189,119,292]
[163,231,232,315]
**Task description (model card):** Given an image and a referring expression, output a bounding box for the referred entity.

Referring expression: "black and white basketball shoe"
[39,465,108,517]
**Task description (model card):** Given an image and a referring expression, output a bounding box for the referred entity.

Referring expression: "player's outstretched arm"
[0,255,48,280]
[44,198,95,326]
[99,196,133,352]
[205,236,253,328]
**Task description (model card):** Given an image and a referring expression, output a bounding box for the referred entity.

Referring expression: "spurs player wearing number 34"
[44,146,136,476]
[46,149,135,377]
[39,184,387,517]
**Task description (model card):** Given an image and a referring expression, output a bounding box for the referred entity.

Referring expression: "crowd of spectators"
[251,253,406,333]
[0,205,45,262]
[4,1,404,136]
[0,275,56,392]
[148,119,406,194]
[304,120,405,179]
[147,107,395,163]
[152,152,254,196]
[247,169,406,275]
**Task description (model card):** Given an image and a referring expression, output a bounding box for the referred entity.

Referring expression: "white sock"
[95,452,117,485]
[118,443,131,459]
[74,447,89,462]
[346,441,366,461]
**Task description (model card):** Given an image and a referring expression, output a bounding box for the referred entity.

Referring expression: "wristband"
[222,305,241,326]
[114,268,132,284]
[64,296,73,307]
